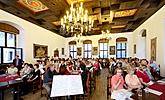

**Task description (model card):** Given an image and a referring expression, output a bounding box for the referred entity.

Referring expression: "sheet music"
[50,75,83,97]
[144,87,163,96]
[157,80,165,84]
[68,75,84,95]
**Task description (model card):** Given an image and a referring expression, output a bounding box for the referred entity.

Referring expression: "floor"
[4,68,110,100]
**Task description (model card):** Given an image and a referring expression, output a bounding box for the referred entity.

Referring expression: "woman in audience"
[93,59,101,75]
[125,65,143,92]
[59,60,70,75]
[140,59,154,80]
[136,65,151,86]
[6,64,18,75]
[111,68,125,91]
[20,63,31,77]
[27,64,40,82]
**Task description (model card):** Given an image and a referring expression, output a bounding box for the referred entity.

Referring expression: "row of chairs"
[85,71,97,99]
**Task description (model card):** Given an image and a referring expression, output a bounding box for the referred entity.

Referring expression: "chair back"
[107,74,112,100]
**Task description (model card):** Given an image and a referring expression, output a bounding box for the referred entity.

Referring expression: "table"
[0,82,8,100]
[148,82,165,100]
[0,75,23,100]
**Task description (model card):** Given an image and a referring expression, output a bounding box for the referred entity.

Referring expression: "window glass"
[99,43,104,50]
[104,43,108,50]
[7,33,15,47]
[0,32,5,46]
[84,44,92,58]
[100,51,104,58]
[122,43,126,49]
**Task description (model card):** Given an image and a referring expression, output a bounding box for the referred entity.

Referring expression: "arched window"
[0,22,21,64]
[69,41,77,59]
[99,38,109,58]
[0,23,18,47]
[83,40,92,58]
[116,37,127,58]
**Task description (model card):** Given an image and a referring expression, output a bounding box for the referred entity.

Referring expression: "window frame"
[116,42,127,58]
[0,31,17,64]
[83,43,92,58]
[99,42,108,58]
[69,44,77,59]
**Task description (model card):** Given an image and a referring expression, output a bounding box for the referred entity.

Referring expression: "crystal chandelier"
[60,2,94,36]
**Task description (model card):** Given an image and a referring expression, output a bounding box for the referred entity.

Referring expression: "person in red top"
[136,65,150,86]
[111,68,125,91]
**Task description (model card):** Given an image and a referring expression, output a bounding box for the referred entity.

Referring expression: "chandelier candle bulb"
[64,15,66,23]
[61,2,93,36]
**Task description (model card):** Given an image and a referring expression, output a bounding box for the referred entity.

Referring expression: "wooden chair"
[107,75,112,100]
[85,72,90,98]
[32,77,41,94]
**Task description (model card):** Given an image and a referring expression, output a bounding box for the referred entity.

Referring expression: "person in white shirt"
[7,64,18,75]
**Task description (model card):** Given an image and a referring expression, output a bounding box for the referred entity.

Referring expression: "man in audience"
[13,55,23,71]
[43,64,58,96]
[150,59,160,79]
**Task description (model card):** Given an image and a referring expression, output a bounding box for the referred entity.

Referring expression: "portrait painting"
[33,44,48,58]
[109,46,115,55]
[77,47,82,56]
[134,44,136,54]
[151,37,157,61]
[62,48,64,55]
[54,49,59,57]
[92,47,98,55]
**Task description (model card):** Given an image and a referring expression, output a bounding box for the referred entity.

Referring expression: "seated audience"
[6,64,18,75]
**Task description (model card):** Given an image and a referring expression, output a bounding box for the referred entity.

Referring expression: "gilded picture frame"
[92,47,98,55]
[134,44,136,54]
[151,37,157,61]
[77,47,82,56]
[62,48,64,55]
[33,44,48,58]
[109,46,115,55]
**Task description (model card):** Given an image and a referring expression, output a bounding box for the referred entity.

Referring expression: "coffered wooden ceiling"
[0,0,164,37]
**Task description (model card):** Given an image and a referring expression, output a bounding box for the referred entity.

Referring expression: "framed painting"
[62,48,64,55]
[33,44,48,58]
[77,47,82,56]
[109,46,115,55]
[54,49,59,57]
[151,37,157,61]
[92,47,98,55]
[134,44,136,54]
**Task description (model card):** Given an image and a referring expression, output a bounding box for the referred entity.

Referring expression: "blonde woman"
[125,65,143,92]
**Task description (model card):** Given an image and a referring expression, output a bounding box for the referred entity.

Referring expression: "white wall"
[0,9,66,64]
[65,32,133,58]
[133,5,165,77]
